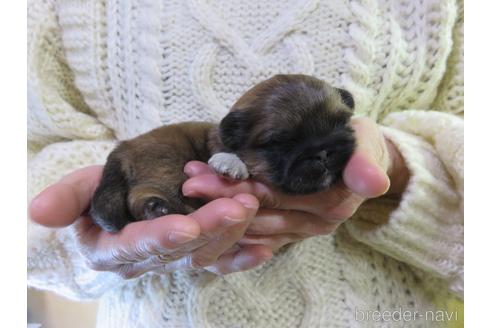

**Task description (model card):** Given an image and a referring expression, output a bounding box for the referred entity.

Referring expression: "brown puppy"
[90,74,356,232]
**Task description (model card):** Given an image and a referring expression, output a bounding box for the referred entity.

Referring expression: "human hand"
[182,117,409,253]
[29,166,273,278]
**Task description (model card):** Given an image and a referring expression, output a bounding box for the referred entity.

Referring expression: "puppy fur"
[90,74,356,232]
[91,122,213,232]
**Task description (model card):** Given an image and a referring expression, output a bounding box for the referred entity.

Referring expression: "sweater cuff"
[344,127,463,297]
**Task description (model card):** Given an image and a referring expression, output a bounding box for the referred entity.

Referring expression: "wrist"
[384,137,409,196]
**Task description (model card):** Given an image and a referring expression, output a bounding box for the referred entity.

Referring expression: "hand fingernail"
[242,203,259,210]
[223,215,245,226]
[183,164,196,177]
[168,231,197,244]
[183,189,199,197]
[236,198,259,210]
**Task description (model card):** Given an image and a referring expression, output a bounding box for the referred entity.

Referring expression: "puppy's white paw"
[208,152,249,180]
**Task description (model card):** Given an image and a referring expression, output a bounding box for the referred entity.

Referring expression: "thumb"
[343,152,389,198]
[343,118,390,198]
[29,165,104,227]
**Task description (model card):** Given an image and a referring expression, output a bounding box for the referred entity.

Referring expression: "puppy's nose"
[315,150,328,160]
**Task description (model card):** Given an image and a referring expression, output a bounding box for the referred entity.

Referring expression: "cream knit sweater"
[27,0,464,327]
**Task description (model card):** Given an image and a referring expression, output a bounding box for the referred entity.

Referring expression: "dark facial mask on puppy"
[90,74,356,232]
[210,74,356,194]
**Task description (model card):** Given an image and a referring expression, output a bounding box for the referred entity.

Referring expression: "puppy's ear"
[90,156,133,232]
[219,110,253,151]
[337,88,355,110]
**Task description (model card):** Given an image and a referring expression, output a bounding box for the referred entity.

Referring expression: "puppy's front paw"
[208,152,249,180]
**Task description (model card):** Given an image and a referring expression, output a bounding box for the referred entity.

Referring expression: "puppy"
[90,74,356,232]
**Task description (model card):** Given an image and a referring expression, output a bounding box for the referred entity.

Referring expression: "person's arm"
[344,110,463,298]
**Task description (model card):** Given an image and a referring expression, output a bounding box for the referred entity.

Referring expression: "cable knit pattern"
[28,0,463,327]
[432,0,464,115]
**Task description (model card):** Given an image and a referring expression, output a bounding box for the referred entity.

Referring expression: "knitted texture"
[27,0,464,327]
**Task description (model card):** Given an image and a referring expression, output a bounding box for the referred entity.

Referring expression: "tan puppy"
[90,74,356,232]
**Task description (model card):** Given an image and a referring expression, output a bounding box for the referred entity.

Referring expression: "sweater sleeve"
[28,0,124,300]
[343,110,463,298]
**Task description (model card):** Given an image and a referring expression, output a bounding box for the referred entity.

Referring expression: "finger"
[183,173,278,204]
[183,173,315,211]
[164,194,259,270]
[343,152,389,199]
[79,194,258,272]
[183,172,363,216]
[238,234,303,252]
[134,243,240,275]
[29,165,104,227]
[74,213,201,270]
[188,195,258,268]
[344,117,390,198]
[164,223,248,271]
[184,161,215,177]
[205,245,273,275]
[188,194,259,238]
[125,194,259,272]
[246,209,340,236]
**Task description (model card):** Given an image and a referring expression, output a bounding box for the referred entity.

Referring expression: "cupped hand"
[29,166,273,277]
[182,117,409,253]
